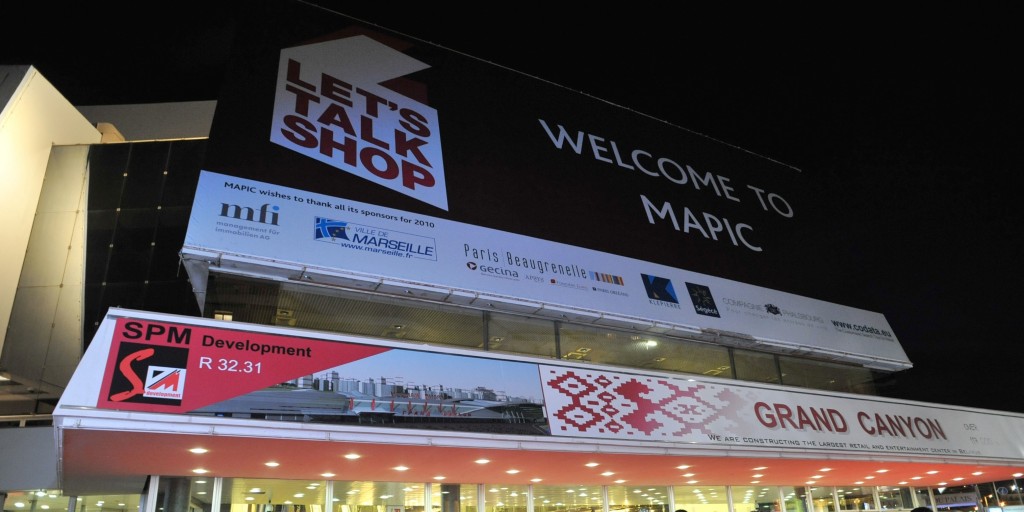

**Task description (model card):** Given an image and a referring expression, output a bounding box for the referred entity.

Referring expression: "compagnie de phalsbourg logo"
[270,35,449,211]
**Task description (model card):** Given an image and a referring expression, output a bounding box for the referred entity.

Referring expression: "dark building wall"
[84,140,207,344]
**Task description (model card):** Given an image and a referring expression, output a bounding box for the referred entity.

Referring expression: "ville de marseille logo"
[107,342,189,405]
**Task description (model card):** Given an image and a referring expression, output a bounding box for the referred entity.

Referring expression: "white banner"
[540,364,1024,460]
[184,170,909,368]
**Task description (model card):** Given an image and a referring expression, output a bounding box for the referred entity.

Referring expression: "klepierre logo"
[107,342,189,406]
[270,35,448,210]
[641,274,681,309]
[685,282,721,318]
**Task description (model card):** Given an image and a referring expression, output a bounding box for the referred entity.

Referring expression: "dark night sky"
[3,3,1020,411]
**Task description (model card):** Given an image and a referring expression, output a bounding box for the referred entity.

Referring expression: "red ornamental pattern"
[541,366,748,439]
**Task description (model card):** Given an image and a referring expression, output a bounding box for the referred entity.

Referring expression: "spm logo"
[641,274,678,304]
[685,282,721,318]
[107,342,188,406]
[271,35,448,210]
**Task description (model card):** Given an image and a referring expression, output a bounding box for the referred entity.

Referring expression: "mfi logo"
[271,36,448,210]
[219,202,280,225]
[107,342,189,406]
[641,274,679,304]
[685,282,721,318]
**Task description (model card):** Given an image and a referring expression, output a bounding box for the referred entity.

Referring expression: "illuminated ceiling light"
[865,476,875,480]
[265,461,280,467]
[751,481,760,484]
[953,478,964,481]
[192,468,209,474]
[531,478,543,482]
[393,466,409,471]
[249,488,263,493]
[938,482,948,486]
[601,471,615,476]
[645,340,658,348]
[972,471,984,476]
[926,470,939,474]
[346,491,357,495]
[475,459,491,464]
[244,498,254,502]
[683,473,695,477]
[293,494,305,498]
[189,448,209,454]
[321,473,335,478]
[898,481,908,485]
[752,466,768,470]
[615,479,626,483]
[197,492,208,495]
[855,481,864,485]
[676,465,691,470]
[434,476,446,480]
[1014,473,1023,478]
[876,469,889,473]
[753,474,764,478]
[911,476,922,480]
[819,468,832,472]
[686,480,699,484]
[811,475,823,479]
[506,469,520,474]
[805,481,816,485]
[585,462,600,467]
[344,453,361,460]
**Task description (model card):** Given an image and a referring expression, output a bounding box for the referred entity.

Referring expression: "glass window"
[532,484,603,512]
[876,487,911,510]
[778,357,876,394]
[780,486,809,512]
[732,485,776,512]
[836,485,874,511]
[807,486,835,512]
[222,477,327,512]
[672,485,728,512]
[482,484,528,512]
[993,479,1024,509]
[733,349,780,384]
[559,323,730,376]
[606,484,669,512]
[487,312,558,358]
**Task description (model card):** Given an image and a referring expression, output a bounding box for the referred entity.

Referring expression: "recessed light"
[753,474,764,478]
[865,476,875,480]
[265,462,279,467]
[972,471,984,476]
[898,481,908,485]
[683,473,695,477]
[434,476,446,480]
[911,477,922,480]
[926,470,939,474]
[601,472,615,476]
[677,465,691,470]
[953,478,964,481]
[585,462,599,467]
[686,480,698,484]
[244,498,254,502]
[752,466,768,470]
[615,480,626,484]
[475,459,490,464]
[1014,473,1023,478]
[321,473,335,478]
[811,475,823,479]
[192,468,208,474]
[506,469,520,474]
[531,478,543,482]
[819,468,832,472]
[393,466,409,471]
[344,453,361,460]
[189,448,209,454]
[751,481,760,484]
[876,469,889,473]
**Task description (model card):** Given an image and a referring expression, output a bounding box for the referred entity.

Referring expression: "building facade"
[2,5,1024,512]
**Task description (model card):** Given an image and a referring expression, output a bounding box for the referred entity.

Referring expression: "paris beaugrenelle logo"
[270,34,448,210]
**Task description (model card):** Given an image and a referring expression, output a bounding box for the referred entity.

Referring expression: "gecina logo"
[270,35,449,210]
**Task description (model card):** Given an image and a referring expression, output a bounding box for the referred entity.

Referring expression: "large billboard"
[60,310,1024,461]
[192,3,906,366]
